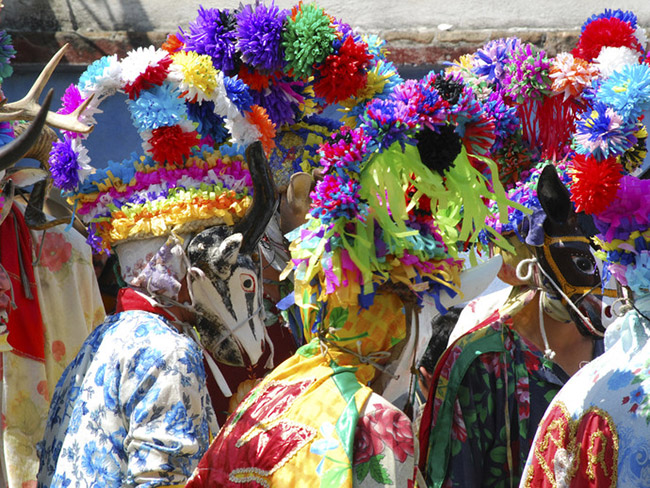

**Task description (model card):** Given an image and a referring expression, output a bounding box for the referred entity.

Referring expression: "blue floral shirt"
[37,310,217,488]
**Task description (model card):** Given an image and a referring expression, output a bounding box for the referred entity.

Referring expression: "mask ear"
[213,233,243,278]
[537,164,573,226]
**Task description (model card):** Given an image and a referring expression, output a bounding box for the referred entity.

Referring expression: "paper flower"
[222,75,254,114]
[0,30,14,82]
[596,63,650,122]
[472,37,521,87]
[123,54,172,100]
[594,46,642,79]
[186,100,229,145]
[573,102,638,160]
[57,84,89,140]
[573,16,643,62]
[360,98,417,152]
[502,43,552,103]
[282,3,336,79]
[245,104,276,155]
[127,83,185,132]
[313,35,372,104]
[168,50,220,103]
[162,33,184,54]
[181,6,239,74]
[78,54,122,98]
[147,125,199,165]
[569,154,623,214]
[416,125,463,175]
[49,138,88,191]
[549,52,598,100]
[620,124,647,173]
[236,2,288,72]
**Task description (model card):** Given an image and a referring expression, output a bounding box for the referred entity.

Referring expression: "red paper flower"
[148,125,199,165]
[124,56,173,100]
[569,154,623,214]
[238,64,273,91]
[313,35,372,104]
[573,17,642,62]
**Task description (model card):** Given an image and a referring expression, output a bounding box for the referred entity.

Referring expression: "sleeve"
[442,353,511,488]
[352,397,418,488]
[122,338,216,488]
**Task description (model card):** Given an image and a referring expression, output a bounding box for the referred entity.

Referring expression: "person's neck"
[510,292,594,376]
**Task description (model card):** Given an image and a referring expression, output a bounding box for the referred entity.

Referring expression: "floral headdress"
[284,69,515,335]
[49,2,401,253]
[454,9,648,257]
[562,10,650,295]
[171,2,402,190]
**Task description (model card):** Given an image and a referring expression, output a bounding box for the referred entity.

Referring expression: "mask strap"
[516,257,603,337]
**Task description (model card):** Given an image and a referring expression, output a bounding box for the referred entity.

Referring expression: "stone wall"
[4,1,650,66]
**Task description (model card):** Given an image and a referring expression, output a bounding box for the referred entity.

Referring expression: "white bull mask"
[186,228,267,368]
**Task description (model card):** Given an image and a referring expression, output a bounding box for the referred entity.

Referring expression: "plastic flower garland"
[284,71,518,315]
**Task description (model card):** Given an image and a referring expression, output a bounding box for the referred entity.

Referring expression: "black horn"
[234,141,279,254]
[0,89,53,172]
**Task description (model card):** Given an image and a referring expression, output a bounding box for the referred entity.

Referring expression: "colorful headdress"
[284,69,515,337]
[563,10,650,295]
[452,10,648,256]
[49,2,402,254]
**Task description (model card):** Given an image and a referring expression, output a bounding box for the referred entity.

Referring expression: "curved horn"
[0,89,53,172]
[234,141,279,254]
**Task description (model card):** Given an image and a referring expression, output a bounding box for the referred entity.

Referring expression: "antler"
[0,44,94,134]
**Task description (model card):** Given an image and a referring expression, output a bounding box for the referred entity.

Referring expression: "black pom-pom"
[416,125,463,175]
[433,75,464,106]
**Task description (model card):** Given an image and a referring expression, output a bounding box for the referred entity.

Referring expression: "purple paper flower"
[0,121,14,147]
[236,2,288,72]
[49,139,81,191]
[181,6,239,74]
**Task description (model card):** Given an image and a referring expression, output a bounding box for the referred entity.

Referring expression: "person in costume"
[36,33,282,487]
[185,50,515,486]
[0,35,106,488]
[417,13,644,485]
[520,10,650,486]
[146,3,405,425]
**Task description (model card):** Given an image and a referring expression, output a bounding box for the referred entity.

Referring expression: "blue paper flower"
[127,84,185,132]
[223,75,254,114]
[573,101,638,160]
[186,100,229,144]
[597,64,650,122]
[581,9,638,31]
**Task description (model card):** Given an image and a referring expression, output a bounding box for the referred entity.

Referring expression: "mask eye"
[240,273,256,293]
[571,254,595,274]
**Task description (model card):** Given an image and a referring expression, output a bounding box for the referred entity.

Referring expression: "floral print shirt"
[521,294,650,487]
[353,394,419,487]
[421,313,603,488]
[37,310,217,488]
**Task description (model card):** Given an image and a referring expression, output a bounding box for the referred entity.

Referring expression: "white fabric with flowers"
[37,310,217,488]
